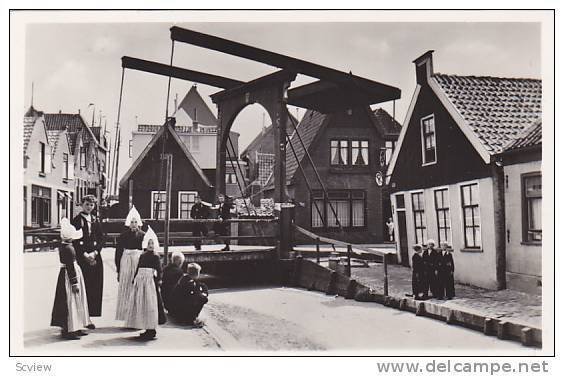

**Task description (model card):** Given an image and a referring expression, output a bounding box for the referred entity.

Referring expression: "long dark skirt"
[77,253,104,317]
[51,270,68,329]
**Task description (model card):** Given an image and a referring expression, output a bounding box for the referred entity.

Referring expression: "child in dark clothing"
[169,263,209,327]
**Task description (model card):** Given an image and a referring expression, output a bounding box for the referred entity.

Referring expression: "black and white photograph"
[8,8,556,364]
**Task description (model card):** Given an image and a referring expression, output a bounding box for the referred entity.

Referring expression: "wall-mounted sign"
[375,172,384,186]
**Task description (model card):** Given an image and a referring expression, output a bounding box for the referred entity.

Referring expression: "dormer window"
[421,115,437,165]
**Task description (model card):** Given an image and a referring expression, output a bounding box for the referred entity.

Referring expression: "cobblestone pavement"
[351,263,542,328]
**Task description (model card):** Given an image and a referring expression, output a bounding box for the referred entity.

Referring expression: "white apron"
[124,268,158,330]
[64,261,92,332]
[115,249,142,320]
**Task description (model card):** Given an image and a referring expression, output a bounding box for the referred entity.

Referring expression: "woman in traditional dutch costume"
[51,219,92,340]
[125,226,166,340]
[71,195,105,324]
[115,206,145,321]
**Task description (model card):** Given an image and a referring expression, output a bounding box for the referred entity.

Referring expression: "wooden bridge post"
[278,204,294,259]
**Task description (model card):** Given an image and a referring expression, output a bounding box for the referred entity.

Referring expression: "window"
[31,185,51,227]
[461,183,481,248]
[128,140,133,158]
[80,147,86,170]
[411,192,427,244]
[351,140,369,165]
[151,191,167,219]
[331,140,369,166]
[523,174,542,242]
[225,172,237,185]
[421,115,436,164]
[395,194,405,210]
[434,188,451,244]
[380,141,396,166]
[178,191,197,219]
[311,190,366,229]
[39,142,46,173]
[330,140,348,165]
[63,153,69,179]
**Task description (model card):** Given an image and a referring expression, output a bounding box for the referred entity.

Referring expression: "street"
[21,249,539,355]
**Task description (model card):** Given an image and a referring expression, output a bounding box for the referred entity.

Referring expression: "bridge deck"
[160,245,277,263]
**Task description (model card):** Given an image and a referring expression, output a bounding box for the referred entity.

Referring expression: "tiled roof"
[23,117,35,154]
[372,108,402,136]
[433,74,542,154]
[44,113,87,133]
[265,109,328,188]
[47,130,63,154]
[503,119,542,152]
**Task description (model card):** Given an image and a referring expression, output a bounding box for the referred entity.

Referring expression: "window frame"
[39,141,46,174]
[433,187,451,245]
[310,190,366,230]
[420,114,437,166]
[411,190,427,244]
[63,153,69,179]
[31,185,51,227]
[150,190,167,220]
[330,139,370,167]
[521,172,542,244]
[460,182,482,249]
[178,191,197,219]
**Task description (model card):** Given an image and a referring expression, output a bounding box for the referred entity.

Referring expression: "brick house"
[265,106,401,244]
[387,51,541,290]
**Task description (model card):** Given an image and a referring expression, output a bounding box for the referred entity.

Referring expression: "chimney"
[59,109,62,114]
[192,107,199,132]
[78,109,81,115]
[413,50,434,85]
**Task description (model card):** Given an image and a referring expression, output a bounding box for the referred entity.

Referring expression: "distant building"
[263,106,401,244]
[23,107,75,227]
[387,51,541,291]
[129,85,244,198]
[119,120,213,218]
[42,111,109,213]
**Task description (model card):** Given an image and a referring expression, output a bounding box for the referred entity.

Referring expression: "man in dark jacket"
[411,244,426,300]
[162,252,185,312]
[190,195,208,251]
[71,195,104,325]
[213,194,233,252]
[439,242,456,299]
[426,239,443,299]
[169,263,209,327]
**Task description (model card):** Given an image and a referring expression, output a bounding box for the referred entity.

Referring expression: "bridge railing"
[23,217,279,251]
[292,224,390,296]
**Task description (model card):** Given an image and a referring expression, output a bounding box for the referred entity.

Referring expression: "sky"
[23,21,541,182]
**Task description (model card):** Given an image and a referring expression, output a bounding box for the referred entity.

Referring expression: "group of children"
[51,199,209,341]
[410,239,455,300]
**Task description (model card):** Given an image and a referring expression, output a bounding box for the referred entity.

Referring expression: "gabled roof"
[43,112,106,153]
[388,56,542,180]
[433,74,542,154]
[23,117,35,154]
[264,109,329,189]
[240,114,298,157]
[47,130,63,155]
[176,85,218,126]
[119,123,212,189]
[371,108,402,137]
[503,119,542,152]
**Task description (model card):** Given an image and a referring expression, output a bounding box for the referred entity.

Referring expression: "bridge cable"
[285,108,344,233]
[285,132,326,228]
